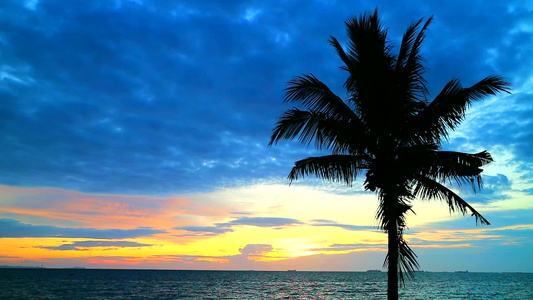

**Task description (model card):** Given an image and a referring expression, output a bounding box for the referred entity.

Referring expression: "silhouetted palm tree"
[269,10,510,300]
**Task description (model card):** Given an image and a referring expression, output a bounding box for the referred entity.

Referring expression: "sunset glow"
[1,0,531,273]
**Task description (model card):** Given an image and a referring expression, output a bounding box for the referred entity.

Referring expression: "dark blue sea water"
[0,269,531,299]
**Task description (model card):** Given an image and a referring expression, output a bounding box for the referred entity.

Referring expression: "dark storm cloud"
[0,0,531,194]
[0,218,165,238]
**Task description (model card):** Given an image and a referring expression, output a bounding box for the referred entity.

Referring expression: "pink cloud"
[0,185,241,232]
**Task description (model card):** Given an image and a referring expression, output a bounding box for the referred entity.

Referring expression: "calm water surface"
[0,269,531,299]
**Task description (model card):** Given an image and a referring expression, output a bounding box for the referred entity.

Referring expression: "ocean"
[0,269,531,299]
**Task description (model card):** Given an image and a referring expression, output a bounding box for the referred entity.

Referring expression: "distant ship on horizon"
[455,270,469,273]
[366,269,382,273]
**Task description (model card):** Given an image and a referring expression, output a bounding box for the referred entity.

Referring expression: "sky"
[0,0,532,272]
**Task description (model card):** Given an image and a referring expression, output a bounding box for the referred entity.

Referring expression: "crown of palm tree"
[270,9,510,296]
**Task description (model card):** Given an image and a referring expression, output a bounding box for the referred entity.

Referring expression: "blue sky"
[0,0,531,272]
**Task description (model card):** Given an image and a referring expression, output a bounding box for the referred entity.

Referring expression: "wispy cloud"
[217,217,303,228]
[174,226,234,236]
[0,186,242,231]
[175,216,304,236]
[310,219,377,231]
[149,243,275,265]
[41,240,152,251]
[0,218,165,238]
[309,243,386,252]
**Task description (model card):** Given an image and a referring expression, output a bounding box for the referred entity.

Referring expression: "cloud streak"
[41,241,152,251]
[175,216,304,236]
[310,219,377,231]
[309,243,386,252]
[217,217,303,228]
[0,219,165,239]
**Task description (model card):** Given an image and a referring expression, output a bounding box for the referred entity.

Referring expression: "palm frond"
[342,9,395,108]
[328,36,360,110]
[269,108,366,154]
[329,36,356,75]
[412,176,490,225]
[465,75,512,101]
[403,16,433,102]
[288,155,368,185]
[345,9,387,61]
[284,74,357,120]
[396,18,423,70]
[433,150,492,187]
[405,16,432,72]
[436,150,493,167]
[412,76,510,142]
[397,235,420,285]
[409,150,493,191]
[382,228,419,286]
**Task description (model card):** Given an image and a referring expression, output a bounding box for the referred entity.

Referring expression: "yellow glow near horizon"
[0,183,530,269]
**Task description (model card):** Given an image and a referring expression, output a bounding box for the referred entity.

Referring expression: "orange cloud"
[0,185,241,231]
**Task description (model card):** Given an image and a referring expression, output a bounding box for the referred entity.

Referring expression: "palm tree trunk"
[387,220,399,300]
